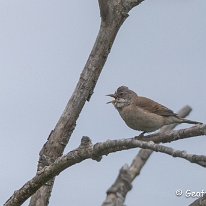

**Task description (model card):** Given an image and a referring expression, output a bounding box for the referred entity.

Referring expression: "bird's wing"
[136,96,177,117]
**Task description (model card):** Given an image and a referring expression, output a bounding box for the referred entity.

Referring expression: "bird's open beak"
[106,94,116,104]
[106,94,116,98]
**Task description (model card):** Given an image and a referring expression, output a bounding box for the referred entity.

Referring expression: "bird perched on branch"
[107,86,202,136]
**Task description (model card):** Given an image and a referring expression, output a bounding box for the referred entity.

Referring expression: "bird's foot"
[135,131,146,139]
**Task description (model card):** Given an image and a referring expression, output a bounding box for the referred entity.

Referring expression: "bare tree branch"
[4,125,206,206]
[101,105,193,206]
[137,124,205,143]
[29,0,146,205]
[98,0,144,21]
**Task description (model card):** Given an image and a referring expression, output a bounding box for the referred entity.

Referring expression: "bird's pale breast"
[118,104,165,132]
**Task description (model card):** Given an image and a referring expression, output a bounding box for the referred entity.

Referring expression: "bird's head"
[107,86,137,109]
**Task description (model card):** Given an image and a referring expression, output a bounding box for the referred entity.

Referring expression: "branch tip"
[80,136,92,147]
[201,124,206,134]
[121,164,129,171]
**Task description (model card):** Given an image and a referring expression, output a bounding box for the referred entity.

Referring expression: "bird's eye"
[119,92,123,96]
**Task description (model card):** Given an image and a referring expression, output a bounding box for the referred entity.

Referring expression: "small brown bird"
[107,86,202,135]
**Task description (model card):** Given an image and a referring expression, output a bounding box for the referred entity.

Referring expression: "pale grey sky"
[0,1,206,205]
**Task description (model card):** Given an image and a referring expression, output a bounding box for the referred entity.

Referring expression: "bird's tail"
[181,118,202,125]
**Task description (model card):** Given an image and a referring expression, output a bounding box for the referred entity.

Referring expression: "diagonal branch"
[29,0,146,205]
[4,125,206,206]
[101,105,193,206]
[189,194,206,206]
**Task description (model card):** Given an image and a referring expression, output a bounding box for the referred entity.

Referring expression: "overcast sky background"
[0,0,206,205]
